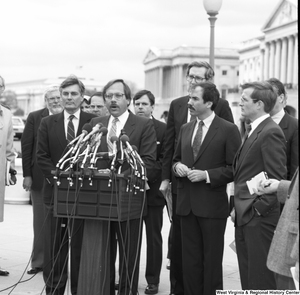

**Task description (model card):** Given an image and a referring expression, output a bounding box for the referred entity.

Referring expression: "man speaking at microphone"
[36,75,96,295]
[89,79,157,295]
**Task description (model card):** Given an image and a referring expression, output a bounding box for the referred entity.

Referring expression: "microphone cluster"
[55,124,146,192]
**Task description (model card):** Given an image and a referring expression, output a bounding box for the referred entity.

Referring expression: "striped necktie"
[192,120,204,160]
[67,115,75,142]
[108,117,119,153]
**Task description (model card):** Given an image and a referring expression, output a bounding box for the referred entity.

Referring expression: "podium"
[53,170,145,294]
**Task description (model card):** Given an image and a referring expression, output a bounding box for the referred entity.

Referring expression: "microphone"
[72,123,93,154]
[131,145,145,166]
[90,127,108,166]
[67,123,92,147]
[110,135,118,155]
[81,123,103,144]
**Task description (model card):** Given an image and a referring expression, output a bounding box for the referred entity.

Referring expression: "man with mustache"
[159,61,234,295]
[21,85,63,275]
[172,81,240,295]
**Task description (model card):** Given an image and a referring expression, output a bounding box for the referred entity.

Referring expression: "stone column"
[280,37,288,83]
[269,41,276,78]
[178,65,183,96]
[287,35,294,84]
[158,66,163,99]
[260,49,265,81]
[292,34,298,87]
[264,42,270,80]
[275,39,282,79]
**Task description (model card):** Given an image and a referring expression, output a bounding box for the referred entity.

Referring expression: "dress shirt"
[271,109,285,125]
[191,112,215,145]
[63,109,80,139]
[107,110,130,139]
[248,114,270,137]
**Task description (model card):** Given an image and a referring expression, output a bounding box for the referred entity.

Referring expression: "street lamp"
[203,0,223,70]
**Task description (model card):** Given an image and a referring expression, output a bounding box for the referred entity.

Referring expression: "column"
[260,49,265,81]
[158,66,163,99]
[264,42,270,80]
[274,39,282,79]
[280,37,288,83]
[287,35,294,84]
[292,34,298,86]
[269,41,276,78]
[178,65,183,96]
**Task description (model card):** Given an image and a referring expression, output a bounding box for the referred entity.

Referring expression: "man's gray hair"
[43,85,60,100]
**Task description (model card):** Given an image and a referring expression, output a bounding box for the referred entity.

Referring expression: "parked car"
[12,116,25,139]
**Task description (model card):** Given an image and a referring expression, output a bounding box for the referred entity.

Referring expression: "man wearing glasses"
[21,85,63,276]
[36,76,96,295]
[233,81,287,289]
[86,79,156,295]
[89,92,108,117]
[159,61,234,295]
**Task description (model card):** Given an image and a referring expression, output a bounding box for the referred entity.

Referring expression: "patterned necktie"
[108,117,119,153]
[67,115,75,142]
[192,120,204,160]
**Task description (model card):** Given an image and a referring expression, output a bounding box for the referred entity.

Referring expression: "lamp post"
[203,0,223,70]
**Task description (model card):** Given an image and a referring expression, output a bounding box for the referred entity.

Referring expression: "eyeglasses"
[104,93,125,100]
[186,75,206,83]
[62,91,80,97]
[0,85,4,88]
[90,105,104,109]
[48,96,61,101]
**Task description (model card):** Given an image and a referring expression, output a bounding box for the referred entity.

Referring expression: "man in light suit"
[22,85,63,275]
[172,82,241,295]
[36,76,96,295]
[159,61,234,295]
[233,81,287,290]
[133,90,166,295]
[254,168,299,290]
[89,79,157,295]
[267,78,298,181]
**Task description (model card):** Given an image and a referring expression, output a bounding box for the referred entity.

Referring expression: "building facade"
[144,46,240,102]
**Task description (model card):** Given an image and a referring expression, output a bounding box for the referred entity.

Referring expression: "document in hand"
[246,171,268,195]
[162,182,172,222]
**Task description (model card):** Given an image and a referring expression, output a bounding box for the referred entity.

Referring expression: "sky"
[1,0,282,88]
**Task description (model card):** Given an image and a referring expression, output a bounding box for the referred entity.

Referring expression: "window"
[222,70,227,76]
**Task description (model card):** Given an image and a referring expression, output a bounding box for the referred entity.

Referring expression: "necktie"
[192,121,204,160]
[67,115,75,142]
[108,117,119,153]
[242,124,252,144]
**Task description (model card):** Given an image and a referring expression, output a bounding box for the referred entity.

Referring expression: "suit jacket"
[267,168,299,277]
[162,95,234,193]
[21,108,49,191]
[233,117,287,226]
[173,115,241,218]
[146,117,166,207]
[89,112,157,179]
[36,111,96,203]
[279,112,298,180]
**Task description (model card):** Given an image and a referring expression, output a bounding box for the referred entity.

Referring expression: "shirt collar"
[64,109,81,120]
[109,110,130,125]
[271,109,285,125]
[249,114,270,136]
[196,112,215,128]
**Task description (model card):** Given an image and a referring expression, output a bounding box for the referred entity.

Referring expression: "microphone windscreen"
[99,126,108,135]
[132,145,138,152]
[82,123,93,133]
[120,134,130,143]
[110,135,118,143]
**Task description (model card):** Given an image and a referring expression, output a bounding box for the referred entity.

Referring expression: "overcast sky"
[1,0,281,88]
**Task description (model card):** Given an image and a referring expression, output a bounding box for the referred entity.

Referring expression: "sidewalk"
[0,203,241,294]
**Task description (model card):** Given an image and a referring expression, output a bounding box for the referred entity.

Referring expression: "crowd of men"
[0,62,298,295]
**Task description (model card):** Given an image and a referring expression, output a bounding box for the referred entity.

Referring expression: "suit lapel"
[179,96,189,124]
[55,112,68,149]
[123,112,135,138]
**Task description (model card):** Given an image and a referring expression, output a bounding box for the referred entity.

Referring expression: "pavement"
[0,202,241,295]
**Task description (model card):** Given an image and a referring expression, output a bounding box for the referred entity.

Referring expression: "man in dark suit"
[159,61,234,295]
[172,82,241,295]
[89,79,156,295]
[233,81,287,290]
[133,90,166,295]
[36,76,96,295]
[22,85,63,275]
[267,78,298,181]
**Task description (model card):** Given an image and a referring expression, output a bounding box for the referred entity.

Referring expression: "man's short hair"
[90,92,103,101]
[241,81,277,113]
[186,61,215,81]
[190,81,220,110]
[43,85,59,100]
[133,90,155,106]
[102,79,131,104]
[59,75,85,95]
[266,78,287,97]
[0,75,5,88]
